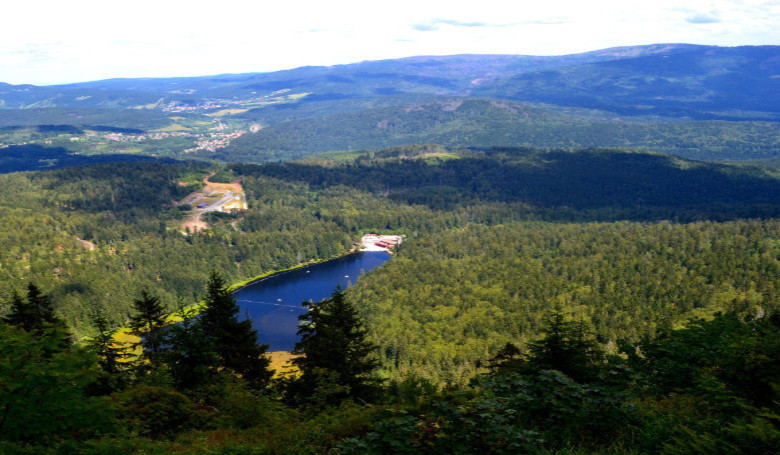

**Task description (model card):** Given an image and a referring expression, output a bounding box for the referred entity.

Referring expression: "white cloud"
[0,0,777,85]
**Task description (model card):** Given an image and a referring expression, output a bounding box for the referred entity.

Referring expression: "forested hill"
[471,45,780,118]
[2,44,778,166]
[3,44,777,120]
[234,145,780,221]
[219,98,780,163]
[0,144,160,173]
[1,146,776,335]
[1,146,778,453]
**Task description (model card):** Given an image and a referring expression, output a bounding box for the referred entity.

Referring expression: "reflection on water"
[234,251,390,351]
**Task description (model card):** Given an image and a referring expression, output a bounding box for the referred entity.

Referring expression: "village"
[79,129,246,153]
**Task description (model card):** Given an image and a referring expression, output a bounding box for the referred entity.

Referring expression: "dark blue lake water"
[234,251,391,351]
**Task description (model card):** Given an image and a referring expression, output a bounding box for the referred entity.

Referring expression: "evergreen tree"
[199,271,272,389]
[2,284,62,333]
[2,283,70,350]
[88,311,131,394]
[485,342,522,376]
[1,291,30,329]
[162,304,218,392]
[291,288,383,406]
[523,309,605,383]
[128,290,167,365]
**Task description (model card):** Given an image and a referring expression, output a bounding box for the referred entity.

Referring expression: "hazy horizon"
[2,0,777,86]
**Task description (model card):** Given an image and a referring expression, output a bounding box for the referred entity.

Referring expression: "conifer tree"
[1,291,30,329]
[88,311,131,394]
[0,324,113,443]
[2,284,62,333]
[291,288,382,405]
[486,342,523,376]
[199,271,272,389]
[128,290,167,364]
[162,304,218,392]
[524,309,604,383]
[2,283,70,350]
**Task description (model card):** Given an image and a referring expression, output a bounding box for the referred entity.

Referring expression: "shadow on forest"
[234,148,780,222]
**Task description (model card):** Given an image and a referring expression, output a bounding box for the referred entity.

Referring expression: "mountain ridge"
[2,44,776,115]
[2,43,777,165]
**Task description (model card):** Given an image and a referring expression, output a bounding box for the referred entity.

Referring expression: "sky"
[1,0,777,85]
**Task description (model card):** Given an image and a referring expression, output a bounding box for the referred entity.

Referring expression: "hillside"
[5,44,777,117]
[1,149,778,453]
[2,44,779,166]
[0,146,776,334]
[236,145,780,220]
[220,98,780,162]
[0,144,160,173]
[473,45,780,120]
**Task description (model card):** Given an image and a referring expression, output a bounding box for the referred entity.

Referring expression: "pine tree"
[128,290,167,364]
[2,283,70,350]
[88,311,131,394]
[291,288,382,406]
[199,271,272,389]
[1,291,30,328]
[162,304,218,392]
[486,342,523,376]
[0,324,113,443]
[2,284,62,332]
[524,309,604,383]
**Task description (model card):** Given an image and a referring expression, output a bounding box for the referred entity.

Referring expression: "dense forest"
[1,146,778,334]
[0,145,776,327]
[0,145,778,453]
[220,99,780,163]
[0,144,159,173]
[349,220,779,385]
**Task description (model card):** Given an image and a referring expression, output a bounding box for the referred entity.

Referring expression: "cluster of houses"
[184,130,245,153]
[97,131,194,142]
[55,129,245,153]
[361,234,404,251]
[162,101,223,112]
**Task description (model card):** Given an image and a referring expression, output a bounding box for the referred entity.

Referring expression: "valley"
[1,44,778,454]
[1,44,778,168]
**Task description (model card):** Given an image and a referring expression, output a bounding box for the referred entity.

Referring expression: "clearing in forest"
[177,173,247,233]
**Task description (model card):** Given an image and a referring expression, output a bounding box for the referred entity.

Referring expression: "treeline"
[340,309,780,454]
[347,220,780,385]
[0,278,388,454]
[0,107,173,130]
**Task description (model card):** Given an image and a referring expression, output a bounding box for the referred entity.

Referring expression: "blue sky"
[1,0,777,85]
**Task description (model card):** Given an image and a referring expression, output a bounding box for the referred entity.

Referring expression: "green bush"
[117,385,202,438]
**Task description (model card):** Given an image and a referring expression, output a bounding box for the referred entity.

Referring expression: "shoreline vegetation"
[108,233,401,365]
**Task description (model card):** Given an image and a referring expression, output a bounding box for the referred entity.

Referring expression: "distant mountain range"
[1,44,778,164]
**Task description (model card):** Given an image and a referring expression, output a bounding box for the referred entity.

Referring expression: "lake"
[234,251,391,351]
